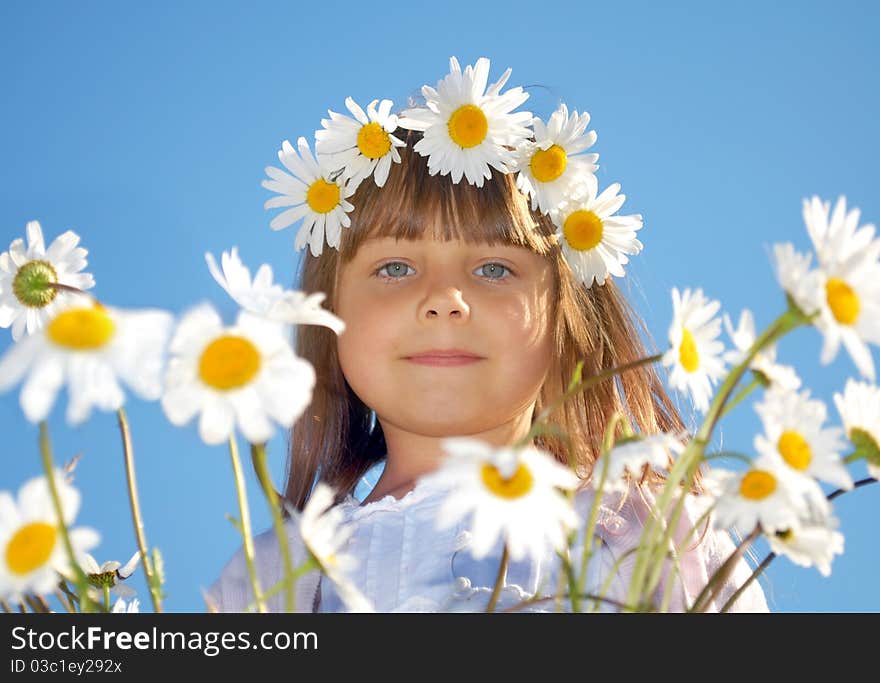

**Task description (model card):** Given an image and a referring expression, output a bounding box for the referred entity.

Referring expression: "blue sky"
[1,0,877,612]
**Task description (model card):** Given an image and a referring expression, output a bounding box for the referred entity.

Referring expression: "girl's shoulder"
[204,518,319,613]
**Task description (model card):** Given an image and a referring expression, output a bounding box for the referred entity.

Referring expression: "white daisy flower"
[0,220,95,342]
[0,471,100,602]
[807,221,880,381]
[261,136,357,257]
[549,182,643,288]
[803,195,878,270]
[514,103,599,215]
[661,287,727,413]
[204,247,345,334]
[315,97,405,189]
[722,308,801,391]
[596,432,686,494]
[111,597,140,613]
[397,56,532,187]
[160,303,315,445]
[290,482,373,613]
[754,387,853,492]
[706,457,815,535]
[82,550,140,601]
[782,197,880,380]
[833,378,880,481]
[0,295,174,424]
[772,243,824,317]
[418,437,581,564]
[767,516,844,578]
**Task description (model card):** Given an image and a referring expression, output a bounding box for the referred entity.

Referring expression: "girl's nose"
[420,288,470,322]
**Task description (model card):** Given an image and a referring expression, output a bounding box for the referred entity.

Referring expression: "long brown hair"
[280,128,708,525]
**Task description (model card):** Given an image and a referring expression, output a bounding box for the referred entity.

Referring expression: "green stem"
[486,544,510,613]
[516,353,664,448]
[103,585,111,612]
[38,421,98,613]
[625,307,806,611]
[24,594,49,613]
[704,451,753,465]
[501,591,639,613]
[53,588,74,613]
[642,457,703,608]
[720,374,762,419]
[251,558,318,611]
[843,450,862,464]
[117,407,162,612]
[250,442,296,612]
[228,435,267,613]
[658,500,715,612]
[689,526,761,613]
[574,412,621,611]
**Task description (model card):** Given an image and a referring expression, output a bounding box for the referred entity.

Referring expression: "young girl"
[205,122,770,614]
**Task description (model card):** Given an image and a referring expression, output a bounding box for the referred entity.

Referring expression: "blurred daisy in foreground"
[0,471,100,602]
[767,516,844,578]
[0,295,173,424]
[833,378,880,481]
[661,287,726,413]
[773,243,823,317]
[112,597,140,613]
[723,308,801,391]
[802,197,880,381]
[596,432,685,494]
[803,195,878,270]
[514,103,599,214]
[290,482,373,613]
[262,136,356,257]
[398,56,532,187]
[161,303,315,445]
[549,182,643,288]
[419,437,581,563]
[204,247,344,334]
[315,97,405,189]
[753,388,853,492]
[82,550,140,601]
[706,457,817,535]
[0,220,95,341]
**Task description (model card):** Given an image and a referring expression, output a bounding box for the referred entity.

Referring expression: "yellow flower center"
[825,277,860,325]
[739,470,777,500]
[530,144,568,183]
[777,430,812,471]
[198,335,261,391]
[357,122,391,159]
[480,462,534,499]
[46,305,115,350]
[678,328,700,373]
[563,210,604,251]
[306,179,341,214]
[5,522,57,576]
[447,104,488,148]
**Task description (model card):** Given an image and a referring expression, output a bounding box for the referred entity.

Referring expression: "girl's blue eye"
[374,261,514,281]
[376,262,415,279]
[477,263,512,280]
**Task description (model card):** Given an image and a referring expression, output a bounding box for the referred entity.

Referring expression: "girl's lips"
[405,355,483,366]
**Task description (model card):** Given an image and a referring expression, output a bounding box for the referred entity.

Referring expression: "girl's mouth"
[405,355,483,366]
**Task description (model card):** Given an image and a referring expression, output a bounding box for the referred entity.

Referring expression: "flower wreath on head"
[261,56,644,290]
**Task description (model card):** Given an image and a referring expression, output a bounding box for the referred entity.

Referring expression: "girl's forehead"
[353,234,531,254]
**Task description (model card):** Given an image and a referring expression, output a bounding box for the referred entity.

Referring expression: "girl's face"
[335,234,557,439]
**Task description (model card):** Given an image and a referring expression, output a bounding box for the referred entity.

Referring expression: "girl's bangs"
[337,130,557,262]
